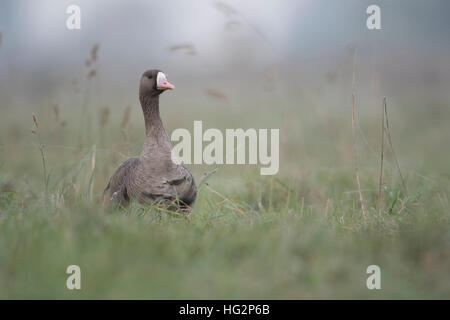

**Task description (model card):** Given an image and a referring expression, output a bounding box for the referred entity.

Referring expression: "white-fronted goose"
[104,69,197,211]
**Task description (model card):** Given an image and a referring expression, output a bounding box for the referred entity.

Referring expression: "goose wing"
[135,165,197,211]
[103,157,140,206]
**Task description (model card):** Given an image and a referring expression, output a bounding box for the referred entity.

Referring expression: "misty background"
[1,0,449,109]
[0,0,450,175]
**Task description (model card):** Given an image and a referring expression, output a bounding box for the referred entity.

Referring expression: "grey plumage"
[104,69,197,212]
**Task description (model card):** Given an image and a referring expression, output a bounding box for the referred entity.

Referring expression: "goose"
[104,69,197,212]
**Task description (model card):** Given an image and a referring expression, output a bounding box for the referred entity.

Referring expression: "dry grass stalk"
[198,168,218,188]
[98,105,110,147]
[52,104,60,122]
[168,43,197,55]
[119,104,132,151]
[214,1,237,17]
[205,88,228,101]
[87,69,97,80]
[99,105,110,128]
[88,145,96,201]
[121,104,132,130]
[378,97,386,211]
[213,0,273,52]
[383,99,408,195]
[90,44,99,62]
[205,183,244,216]
[79,44,100,148]
[351,94,368,217]
[351,49,368,217]
[31,113,49,206]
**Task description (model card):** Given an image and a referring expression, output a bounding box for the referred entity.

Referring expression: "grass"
[0,63,449,298]
[0,166,449,299]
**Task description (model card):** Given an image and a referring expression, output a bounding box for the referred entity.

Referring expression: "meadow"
[0,21,449,297]
[0,74,449,299]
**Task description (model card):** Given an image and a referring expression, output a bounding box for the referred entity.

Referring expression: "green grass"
[0,98,449,299]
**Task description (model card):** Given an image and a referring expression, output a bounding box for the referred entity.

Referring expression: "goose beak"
[157,79,175,90]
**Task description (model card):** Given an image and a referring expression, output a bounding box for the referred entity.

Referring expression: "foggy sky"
[1,0,449,109]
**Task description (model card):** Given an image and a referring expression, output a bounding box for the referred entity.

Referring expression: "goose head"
[139,69,175,97]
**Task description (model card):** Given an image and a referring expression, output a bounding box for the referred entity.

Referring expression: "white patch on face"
[156,71,174,90]
[157,72,166,85]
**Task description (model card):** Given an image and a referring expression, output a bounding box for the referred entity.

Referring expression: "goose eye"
[147,75,152,79]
